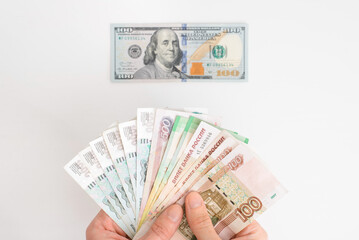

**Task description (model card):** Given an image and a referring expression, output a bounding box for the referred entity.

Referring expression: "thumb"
[185,192,221,240]
[140,204,183,240]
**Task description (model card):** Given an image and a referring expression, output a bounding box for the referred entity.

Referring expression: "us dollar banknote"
[111,23,247,82]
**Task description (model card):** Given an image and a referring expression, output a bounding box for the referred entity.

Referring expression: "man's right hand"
[185,192,268,240]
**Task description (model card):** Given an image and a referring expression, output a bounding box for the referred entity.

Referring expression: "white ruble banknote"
[64,155,134,238]
[138,109,213,226]
[118,120,138,197]
[89,137,136,226]
[145,121,221,222]
[141,116,188,221]
[137,109,190,225]
[102,127,136,212]
[136,108,155,221]
[134,143,287,240]
[155,131,241,214]
[139,114,222,227]
[158,128,249,212]
[153,116,205,201]
[158,114,228,193]
[79,147,136,235]
[111,23,248,82]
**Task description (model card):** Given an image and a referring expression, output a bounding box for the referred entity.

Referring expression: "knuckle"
[189,212,213,230]
[150,221,171,239]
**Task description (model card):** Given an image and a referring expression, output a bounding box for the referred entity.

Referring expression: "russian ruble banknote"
[118,121,138,200]
[156,116,206,196]
[138,109,186,226]
[111,23,247,82]
[89,137,136,226]
[139,116,188,225]
[134,143,287,240]
[153,131,241,215]
[138,111,221,227]
[143,121,249,224]
[136,108,155,222]
[65,108,286,239]
[102,127,136,213]
[144,121,222,222]
[64,155,134,238]
[78,147,136,235]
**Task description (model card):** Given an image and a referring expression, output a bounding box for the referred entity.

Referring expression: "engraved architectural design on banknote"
[178,188,233,239]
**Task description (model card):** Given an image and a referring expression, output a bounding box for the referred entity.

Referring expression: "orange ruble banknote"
[134,143,286,240]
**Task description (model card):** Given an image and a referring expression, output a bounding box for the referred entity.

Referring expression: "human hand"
[86,204,183,240]
[86,210,129,240]
[185,192,268,240]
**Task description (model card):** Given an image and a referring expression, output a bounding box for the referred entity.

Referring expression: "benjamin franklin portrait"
[134,28,189,79]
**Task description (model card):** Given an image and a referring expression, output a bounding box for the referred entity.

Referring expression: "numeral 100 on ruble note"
[236,196,263,222]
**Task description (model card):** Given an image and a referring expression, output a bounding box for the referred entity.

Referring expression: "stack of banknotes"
[64,108,286,240]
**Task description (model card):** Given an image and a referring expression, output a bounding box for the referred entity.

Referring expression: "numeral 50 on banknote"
[110,23,248,82]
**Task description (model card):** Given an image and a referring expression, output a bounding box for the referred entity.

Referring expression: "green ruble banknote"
[152,131,242,216]
[138,113,222,227]
[140,116,188,224]
[147,121,222,220]
[111,23,247,82]
[141,116,211,225]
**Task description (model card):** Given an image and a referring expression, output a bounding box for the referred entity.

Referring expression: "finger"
[185,192,220,240]
[98,210,127,236]
[87,229,127,240]
[86,210,127,238]
[109,217,128,237]
[140,204,183,240]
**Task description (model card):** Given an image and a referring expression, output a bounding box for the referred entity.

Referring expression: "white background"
[1,0,358,239]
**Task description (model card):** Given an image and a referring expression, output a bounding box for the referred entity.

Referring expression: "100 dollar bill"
[111,23,247,82]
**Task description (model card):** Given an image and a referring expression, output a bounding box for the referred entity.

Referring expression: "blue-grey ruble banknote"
[118,120,138,198]
[111,23,247,82]
[79,147,136,235]
[102,127,136,213]
[136,108,155,222]
[89,137,137,227]
[64,155,134,238]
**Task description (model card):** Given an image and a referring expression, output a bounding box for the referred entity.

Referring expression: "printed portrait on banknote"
[111,24,248,82]
[134,29,189,79]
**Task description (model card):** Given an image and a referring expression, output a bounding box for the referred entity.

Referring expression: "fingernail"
[167,205,181,222]
[189,192,202,209]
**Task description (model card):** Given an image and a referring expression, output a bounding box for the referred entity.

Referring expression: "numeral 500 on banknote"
[111,23,248,82]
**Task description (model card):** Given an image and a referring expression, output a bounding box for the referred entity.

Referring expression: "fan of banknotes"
[64,108,286,240]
